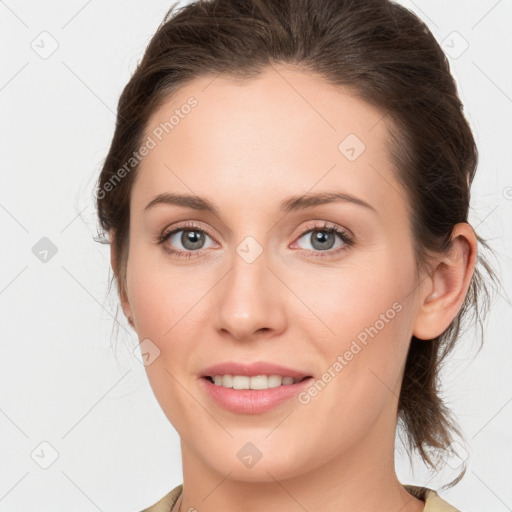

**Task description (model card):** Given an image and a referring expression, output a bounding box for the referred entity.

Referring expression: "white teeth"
[211,374,302,389]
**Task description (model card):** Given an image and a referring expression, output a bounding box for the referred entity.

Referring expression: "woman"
[95,0,496,510]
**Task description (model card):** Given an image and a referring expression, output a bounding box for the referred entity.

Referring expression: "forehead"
[134,64,407,220]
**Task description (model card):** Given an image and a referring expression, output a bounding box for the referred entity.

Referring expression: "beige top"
[140,483,462,511]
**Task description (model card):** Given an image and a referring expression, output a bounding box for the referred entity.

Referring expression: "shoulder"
[140,484,183,512]
[141,483,462,512]
[404,484,463,512]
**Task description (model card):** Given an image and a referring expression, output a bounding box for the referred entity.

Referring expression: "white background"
[0,1,511,511]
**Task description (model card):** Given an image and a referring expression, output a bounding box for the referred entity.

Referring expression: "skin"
[111,63,477,512]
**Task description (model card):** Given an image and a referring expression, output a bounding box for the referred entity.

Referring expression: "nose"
[213,244,287,342]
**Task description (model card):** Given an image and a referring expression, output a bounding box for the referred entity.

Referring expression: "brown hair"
[95,0,497,489]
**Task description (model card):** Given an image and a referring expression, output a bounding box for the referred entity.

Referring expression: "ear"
[109,230,135,329]
[413,223,478,340]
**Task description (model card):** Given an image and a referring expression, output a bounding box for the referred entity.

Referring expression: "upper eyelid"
[163,222,218,245]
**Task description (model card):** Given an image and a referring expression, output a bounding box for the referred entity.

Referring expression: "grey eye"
[169,229,213,251]
[297,229,345,251]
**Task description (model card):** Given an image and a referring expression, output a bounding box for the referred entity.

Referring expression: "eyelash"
[155,221,354,260]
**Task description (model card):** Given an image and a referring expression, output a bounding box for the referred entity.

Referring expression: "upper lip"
[200,361,312,380]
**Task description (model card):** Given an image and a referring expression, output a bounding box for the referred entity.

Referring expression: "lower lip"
[199,376,314,414]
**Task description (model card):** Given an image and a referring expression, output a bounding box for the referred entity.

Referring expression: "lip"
[199,361,311,380]
[199,375,314,414]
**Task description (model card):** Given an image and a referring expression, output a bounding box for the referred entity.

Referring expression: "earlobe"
[413,223,477,340]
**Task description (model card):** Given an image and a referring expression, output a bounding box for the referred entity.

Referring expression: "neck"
[175,405,425,512]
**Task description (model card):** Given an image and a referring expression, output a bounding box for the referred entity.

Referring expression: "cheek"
[125,244,202,338]
[288,254,415,345]
[124,244,210,393]
[125,251,203,429]
[292,253,416,406]
[127,275,171,339]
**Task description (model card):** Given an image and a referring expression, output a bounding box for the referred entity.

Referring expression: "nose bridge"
[214,233,285,340]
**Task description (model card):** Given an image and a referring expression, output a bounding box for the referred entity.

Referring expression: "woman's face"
[119,64,429,481]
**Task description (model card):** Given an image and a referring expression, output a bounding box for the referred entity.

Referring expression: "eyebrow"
[144,191,377,215]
